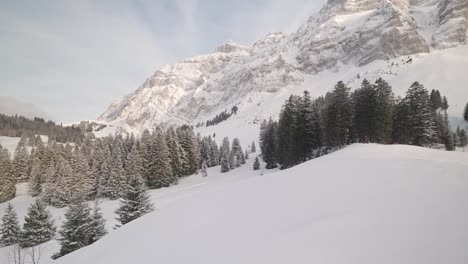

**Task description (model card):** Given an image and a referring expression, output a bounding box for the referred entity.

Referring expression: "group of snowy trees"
[0,124,247,205]
[260,79,468,170]
[198,134,250,174]
[0,201,57,263]
[0,114,84,142]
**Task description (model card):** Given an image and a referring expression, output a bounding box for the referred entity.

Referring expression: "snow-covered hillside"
[44,144,468,264]
[98,0,468,134]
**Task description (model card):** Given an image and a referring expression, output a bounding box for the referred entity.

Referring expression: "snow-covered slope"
[54,144,468,264]
[98,0,468,133]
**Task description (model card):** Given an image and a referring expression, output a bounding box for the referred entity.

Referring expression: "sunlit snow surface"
[27,144,468,264]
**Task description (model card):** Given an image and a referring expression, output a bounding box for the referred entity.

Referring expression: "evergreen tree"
[220,137,231,173]
[324,81,354,147]
[464,102,468,122]
[147,130,174,189]
[245,150,249,160]
[55,198,93,258]
[104,143,126,199]
[166,128,184,178]
[89,201,107,244]
[260,119,278,169]
[200,160,208,177]
[253,157,260,171]
[251,141,256,153]
[13,134,30,182]
[353,79,375,143]
[231,138,245,167]
[29,155,42,197]
[20,200,56,248]
[277,95,300,168]
[393,98,411,144]
[0,147,15,203]
[115,175,154,227]
[0,204,21,247]
[177,126,199,176]
[373,78,394,143]
[405,82,437,146]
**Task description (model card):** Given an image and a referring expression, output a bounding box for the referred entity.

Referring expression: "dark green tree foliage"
[405,82,437,146]
[177,125,200,176]
[372,78,394,143]
[429,89,442,111]
[220,137,231,173]
[277,95,300,168]
[253,157,260,171]
[251,141,256,153]
[0,204,21,247]
[393,97,411,144]
[231,138,245,167]
[353,79,375,143]
[115,175,154,227]
[20,200,56,248]
[13,134,30,182]
[325,81,354,147]
[464,102,468,122]
[259,119,278,169]
[0,146,16,203]
[89,201,107,244]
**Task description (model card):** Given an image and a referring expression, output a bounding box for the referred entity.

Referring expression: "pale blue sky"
[0,0,326,122]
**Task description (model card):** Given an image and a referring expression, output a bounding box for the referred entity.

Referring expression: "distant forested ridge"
[0,114,84,142]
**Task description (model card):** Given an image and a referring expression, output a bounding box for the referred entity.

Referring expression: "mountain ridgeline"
[98,0,468,132]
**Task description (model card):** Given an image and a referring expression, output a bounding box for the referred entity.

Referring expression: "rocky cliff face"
[99,0,468,130]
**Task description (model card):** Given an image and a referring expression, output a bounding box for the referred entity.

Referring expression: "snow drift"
[56,144,468,264]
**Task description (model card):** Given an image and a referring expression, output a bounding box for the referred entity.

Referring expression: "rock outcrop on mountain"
[99,0,468,130]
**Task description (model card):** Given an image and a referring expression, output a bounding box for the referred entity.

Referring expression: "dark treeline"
[204,106,239,127]
[0,114,84,143]
[260,78,467,170]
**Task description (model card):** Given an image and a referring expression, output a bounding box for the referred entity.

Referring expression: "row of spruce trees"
[260,79,468,170]
[0,125,247,205]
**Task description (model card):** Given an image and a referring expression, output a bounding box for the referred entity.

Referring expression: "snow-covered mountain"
[98,0,468,134]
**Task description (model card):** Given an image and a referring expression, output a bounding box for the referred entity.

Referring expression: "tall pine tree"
[20,200,56,248]
[0,204,21,247]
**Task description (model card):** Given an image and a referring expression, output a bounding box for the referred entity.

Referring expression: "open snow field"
[1,144,463,264]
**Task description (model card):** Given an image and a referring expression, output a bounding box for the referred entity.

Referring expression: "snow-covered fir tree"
[89,201,107,244]
[55,197,94,259]
[166,127,184,178]
[231,138,245,167]
[324,81,354,147]
[259,119,278,169]
[29,155,42,197]
[20,200,56,248]
[245,150,249,160]
[115,175,154,227]
[13,133,30,182]
[0,146,16,203]
[405,82,437,146]
[200,160,208,177]
[177,126,200,176]
[251,141,256,153]
[253,157,260,171]
[220,137,231,173]
[0,204,21,247]
[147,130,174,189]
